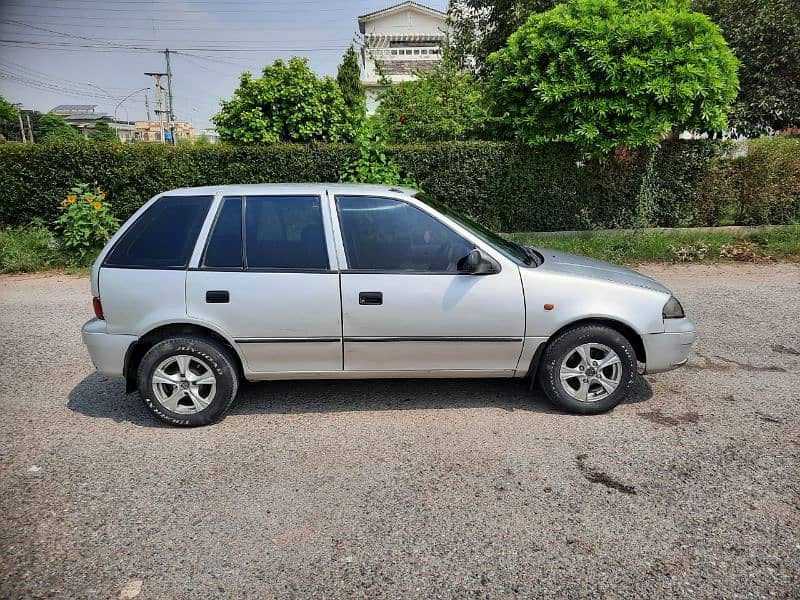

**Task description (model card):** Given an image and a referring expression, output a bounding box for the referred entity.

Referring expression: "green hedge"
[0,139,797,231]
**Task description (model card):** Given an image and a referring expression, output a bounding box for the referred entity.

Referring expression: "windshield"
[416,192,538,266]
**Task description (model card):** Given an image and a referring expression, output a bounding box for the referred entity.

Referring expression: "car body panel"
[339,271,525,371]
[186,271,343,373]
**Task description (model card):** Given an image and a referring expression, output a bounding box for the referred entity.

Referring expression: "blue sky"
[0,0,447,130]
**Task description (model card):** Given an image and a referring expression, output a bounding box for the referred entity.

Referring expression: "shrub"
[375,62,489,143]
[487,0,739,160]
[340,121,415,186]
[0,138,797,233]
[54,183,119,265]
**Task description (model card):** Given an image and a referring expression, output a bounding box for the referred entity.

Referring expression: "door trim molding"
[235,337,342,344]
[343,336,523,343]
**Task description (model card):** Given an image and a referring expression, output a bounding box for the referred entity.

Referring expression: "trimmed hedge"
[0,139,797,231]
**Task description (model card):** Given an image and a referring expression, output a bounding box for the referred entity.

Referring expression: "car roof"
[160,183,419,197]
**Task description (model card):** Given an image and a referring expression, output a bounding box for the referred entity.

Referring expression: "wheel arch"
[527,317,646,381]
[124,321,245,392]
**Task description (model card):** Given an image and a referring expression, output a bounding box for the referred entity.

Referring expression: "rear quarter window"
[104,195,212,269]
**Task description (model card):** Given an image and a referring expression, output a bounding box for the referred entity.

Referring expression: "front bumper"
[642,318,697,374]
[81,319,137,378]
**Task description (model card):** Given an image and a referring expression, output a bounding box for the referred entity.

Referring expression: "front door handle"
[359,291,383,305]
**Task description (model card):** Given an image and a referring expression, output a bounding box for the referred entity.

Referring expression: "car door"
[186,194,342,375]
[333,194,525,374]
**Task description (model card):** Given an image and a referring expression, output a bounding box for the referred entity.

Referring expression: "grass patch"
[0,226,65,273]
[509,225,800,264]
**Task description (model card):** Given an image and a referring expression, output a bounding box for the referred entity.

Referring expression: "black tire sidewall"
[539,325,636,415]
[137,336,238,426]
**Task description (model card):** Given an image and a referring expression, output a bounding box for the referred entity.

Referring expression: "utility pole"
[13,104,26,143]
[25,113,34,143]
[144,72,168,144]
[165,48,176,145]
[144,92,151,121]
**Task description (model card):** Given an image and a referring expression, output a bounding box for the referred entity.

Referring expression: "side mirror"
[462,248,499,275]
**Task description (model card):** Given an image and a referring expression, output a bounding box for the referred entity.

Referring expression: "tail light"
[92,297,105,320]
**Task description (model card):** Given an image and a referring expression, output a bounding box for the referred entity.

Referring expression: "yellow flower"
[60,199,68,207]
[67,195,76,203]
[93,201,102,210]
[86,195,94,202]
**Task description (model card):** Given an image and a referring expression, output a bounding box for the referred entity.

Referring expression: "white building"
[358,1,448,111]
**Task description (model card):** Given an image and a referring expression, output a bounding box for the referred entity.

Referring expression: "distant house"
[358,1,448,111]
[50,104,135,142]
[134,120,195,143]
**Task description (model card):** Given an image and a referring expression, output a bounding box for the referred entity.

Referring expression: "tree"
[374,61,489,143]
[34,113,83,142]
[448,0,558,75]
[88,121,118,142]
[0,95,20,141]
[692,0,800,134]
[213,57,355,143]
[336,45,366,129]
[487,0,739,160]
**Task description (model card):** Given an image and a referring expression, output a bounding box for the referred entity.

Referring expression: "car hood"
[531,247,671,294]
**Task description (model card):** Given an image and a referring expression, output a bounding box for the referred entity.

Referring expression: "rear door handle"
[359,291,383,305]
[206,290,229,303]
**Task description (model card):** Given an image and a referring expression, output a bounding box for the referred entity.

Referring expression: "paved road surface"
[1,264,798,598]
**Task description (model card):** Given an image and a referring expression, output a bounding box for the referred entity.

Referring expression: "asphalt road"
[1,264,798,598]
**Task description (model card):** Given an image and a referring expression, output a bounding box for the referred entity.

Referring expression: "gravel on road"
[1,263,798,598]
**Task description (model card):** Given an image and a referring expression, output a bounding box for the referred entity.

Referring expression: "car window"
[245,195,328,270]
[104,195,212,269]
[203,196,243,268]
[336,196,474,272]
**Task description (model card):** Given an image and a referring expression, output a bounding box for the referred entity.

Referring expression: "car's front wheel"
[538,324,637,414]
[137,335,239,426]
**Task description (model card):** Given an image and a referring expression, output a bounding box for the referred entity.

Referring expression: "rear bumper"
[642,318,697,374]
[81,319,137,378]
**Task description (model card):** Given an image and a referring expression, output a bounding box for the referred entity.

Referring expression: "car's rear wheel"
[137,335,239,426]
[538,324,636,414]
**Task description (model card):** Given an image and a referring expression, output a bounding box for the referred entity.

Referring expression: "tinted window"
[203,197,242,268]
[245,196,328,270]
[336,196,474,272]
[104,195,211,268]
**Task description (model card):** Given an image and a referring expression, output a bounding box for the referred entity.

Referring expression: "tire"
[538,324,636,415]
[137,335,239,426]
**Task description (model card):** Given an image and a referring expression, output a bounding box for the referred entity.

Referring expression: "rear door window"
[244,195,328,270]
[104,195,212,268]
[202,196,243,268]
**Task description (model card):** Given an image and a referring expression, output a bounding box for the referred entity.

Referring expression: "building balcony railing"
[368,46,441,60]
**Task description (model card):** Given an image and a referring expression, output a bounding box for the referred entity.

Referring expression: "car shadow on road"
[67,372,653,427]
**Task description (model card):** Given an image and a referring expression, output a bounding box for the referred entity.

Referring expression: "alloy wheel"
[559,343,622,403]
[151,354,217,414]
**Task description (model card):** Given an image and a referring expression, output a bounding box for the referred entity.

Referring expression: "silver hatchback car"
[82,184,696,426]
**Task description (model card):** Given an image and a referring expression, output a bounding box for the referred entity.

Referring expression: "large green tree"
[487,0,739,160]
[374,61,489,143]
[447,0,558,74]
[34,113,83,142]
[213,57,355,143]
[336,45,366,128]
[88,121,118,142]
[693,0,800,134]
